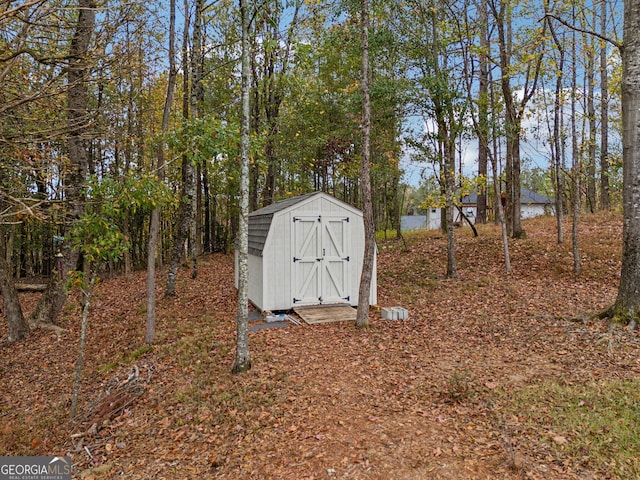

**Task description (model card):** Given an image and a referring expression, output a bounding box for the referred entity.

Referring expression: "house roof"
[520,189,554,204]
[462,188,553,205]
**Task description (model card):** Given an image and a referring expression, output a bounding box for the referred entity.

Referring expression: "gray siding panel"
[248,214,273,257]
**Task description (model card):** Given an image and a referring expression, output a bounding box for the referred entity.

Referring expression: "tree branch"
[0,48,66,65]
[543,13,622,51]
[0,0,46,22]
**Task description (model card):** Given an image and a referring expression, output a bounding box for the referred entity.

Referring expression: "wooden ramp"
[293,304,356,325]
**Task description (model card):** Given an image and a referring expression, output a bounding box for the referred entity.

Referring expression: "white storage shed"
[235,192,377,312]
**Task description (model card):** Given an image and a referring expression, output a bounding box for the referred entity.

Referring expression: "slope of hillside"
[2,212,637,479]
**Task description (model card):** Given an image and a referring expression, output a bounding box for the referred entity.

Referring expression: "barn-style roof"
[247,193,318,257]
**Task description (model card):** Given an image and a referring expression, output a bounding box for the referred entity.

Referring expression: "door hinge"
[342,256,350,261]
[342,296,350,301]
[293,216,299,222]
[293,256,300,262]
[293,298,300,303]
[343,217,350,222]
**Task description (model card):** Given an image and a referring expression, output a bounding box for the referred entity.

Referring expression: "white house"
[518,189,555,219]
[415,188,554,230]
[460,189,554,222]
[235,192,377,312]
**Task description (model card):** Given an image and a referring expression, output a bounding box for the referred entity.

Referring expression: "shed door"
[320,217,350,304]
[292,215,350,306]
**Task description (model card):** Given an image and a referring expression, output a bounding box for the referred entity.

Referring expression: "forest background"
[0,0,623,296]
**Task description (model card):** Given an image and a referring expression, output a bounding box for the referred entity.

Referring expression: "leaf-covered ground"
[2,212,638,479]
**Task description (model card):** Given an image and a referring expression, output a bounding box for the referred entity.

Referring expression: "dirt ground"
[1,211,638,479]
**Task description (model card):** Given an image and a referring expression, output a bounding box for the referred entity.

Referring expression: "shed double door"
[292,215,350,306]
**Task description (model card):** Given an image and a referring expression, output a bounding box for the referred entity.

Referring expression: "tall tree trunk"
[166,0,197,295]
[0,231,28,342]
[495,0,515,236]
[547,13,565,244]
[30,0,95,326]
[258,1,299,207]
[607,2,640,326]
[262,132,277,206]
[147,0,176,343]
[250,162,260,212]
[123,217,132,276]
[431,0,458,278]
[356,0,375,329]
[476,0,489,224]
[203,159,211,252]
[249,56,261,212]
[489,71,511,272]
[196,164,203,255]
[496,1,517,237]
[599,0,610,210]
[232,0,252,373]
[444,135,458,278]
[146,208,161,340]
[261,40,279,208]
[123,28,134,276]
[166,160,197,295]
[586,19,597,214]
[190,0,204,276]
[391,167,402,240]
[491,140,511,273]
[491,0,544,238]
[571,9,581,275]
[510,124,524,238]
